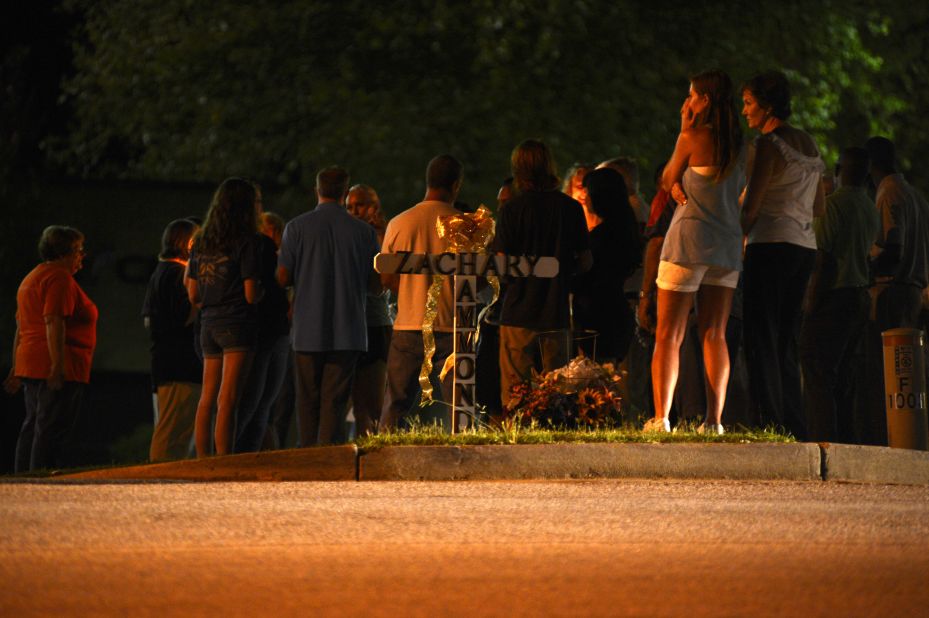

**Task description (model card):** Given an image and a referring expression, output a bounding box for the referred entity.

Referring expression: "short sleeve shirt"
[381,200,460,332]
[141,260,202,385]
[188,234,261,327]
[493,189,589,330]
[875,174,929,288]
[279,202,379,351]
[15,262,98,383]
[814,186,879,289]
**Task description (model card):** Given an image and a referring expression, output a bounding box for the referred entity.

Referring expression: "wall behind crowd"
[0,175,512,380]
[0,181,312,373]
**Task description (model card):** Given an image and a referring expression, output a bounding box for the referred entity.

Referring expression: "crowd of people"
[5,69,929,468]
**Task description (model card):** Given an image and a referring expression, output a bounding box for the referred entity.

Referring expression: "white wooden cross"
[374,252,558,432]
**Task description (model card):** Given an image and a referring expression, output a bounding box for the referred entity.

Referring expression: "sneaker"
[696,422,724,436]
[643,417,671,433]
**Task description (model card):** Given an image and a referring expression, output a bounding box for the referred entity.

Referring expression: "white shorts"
[656,260,740,293]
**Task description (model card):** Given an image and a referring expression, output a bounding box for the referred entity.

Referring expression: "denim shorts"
[200,322,257,357]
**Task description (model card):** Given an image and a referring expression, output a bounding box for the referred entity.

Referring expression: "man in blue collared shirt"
[277,166,381,445]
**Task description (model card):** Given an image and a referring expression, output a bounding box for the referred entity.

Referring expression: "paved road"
[1,479,927,616]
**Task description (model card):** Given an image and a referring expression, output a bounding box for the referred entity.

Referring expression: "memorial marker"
[374,252,558,432]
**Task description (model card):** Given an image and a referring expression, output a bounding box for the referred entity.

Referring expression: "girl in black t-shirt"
[186,178,263,457]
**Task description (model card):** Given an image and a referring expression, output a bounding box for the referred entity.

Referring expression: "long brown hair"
[690,69,743,181]
[511,139,560,192]
[195,177,258,256]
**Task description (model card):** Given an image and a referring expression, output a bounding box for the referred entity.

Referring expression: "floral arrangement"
[504,356,625,428]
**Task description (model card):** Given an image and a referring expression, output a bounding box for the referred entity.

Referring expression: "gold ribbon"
[419,273,445,402]
[419,206,498,402]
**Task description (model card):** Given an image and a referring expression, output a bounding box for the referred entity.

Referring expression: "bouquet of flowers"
[504,356,626,428]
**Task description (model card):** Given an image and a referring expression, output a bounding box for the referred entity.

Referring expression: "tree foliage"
[54,0,924,212]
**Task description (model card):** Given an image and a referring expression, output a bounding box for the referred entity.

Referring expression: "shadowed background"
[2,0,928,469]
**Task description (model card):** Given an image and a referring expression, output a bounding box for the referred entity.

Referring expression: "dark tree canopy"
[2,0,929,379]
[47,0,928,213]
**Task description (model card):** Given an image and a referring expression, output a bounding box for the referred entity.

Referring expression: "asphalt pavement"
[2,479,927,616]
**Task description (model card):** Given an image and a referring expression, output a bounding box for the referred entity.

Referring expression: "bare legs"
[650,284,734,427]
[195,358,221,457]
[195,350,251,457]
[651,289,694,424]
[695,285,734,424]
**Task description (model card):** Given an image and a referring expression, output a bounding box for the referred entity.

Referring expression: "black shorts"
[358,325,392,367]
[200,322,257,358]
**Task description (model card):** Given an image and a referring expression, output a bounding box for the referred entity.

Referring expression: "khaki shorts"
[656,260,739,293]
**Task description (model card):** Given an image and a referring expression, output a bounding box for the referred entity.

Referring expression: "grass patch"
[356,419,794,450]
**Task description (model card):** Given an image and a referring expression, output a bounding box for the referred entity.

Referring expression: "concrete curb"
[36,442,929,485]
[822,443,929,486]
[359,443,821,481]
[59,445,358,482]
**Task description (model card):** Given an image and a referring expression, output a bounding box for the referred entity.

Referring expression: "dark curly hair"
[741,70,792,121]
[194,177,258,256]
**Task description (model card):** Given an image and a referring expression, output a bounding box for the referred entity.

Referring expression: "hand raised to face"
[681,84,709,131]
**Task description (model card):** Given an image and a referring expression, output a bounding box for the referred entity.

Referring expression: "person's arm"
[661,98,698,202]
[636,236,664,334]
[368,271,383,296]
[380,272,400,295]
[185,276,199,307]
[244,278,262,304]
[276,265,291,288]
[740,137,777,235]
[661,132,693,205]
[871,198,903,275]
[365,231,384,296]
[241,237,264,305]
[812,178,826,218]
[168,266,197,327]
[575,249,593,275]
[45,315,66,390]
[184,302,197,327]
[377,220,401,295]
[3,324,22,394]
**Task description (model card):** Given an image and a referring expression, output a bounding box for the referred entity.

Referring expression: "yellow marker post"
[882,328,928,450]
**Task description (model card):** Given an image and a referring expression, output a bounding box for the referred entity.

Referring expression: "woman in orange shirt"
[4,226,98,472]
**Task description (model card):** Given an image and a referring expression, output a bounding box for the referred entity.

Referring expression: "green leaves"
[54,0,929,211]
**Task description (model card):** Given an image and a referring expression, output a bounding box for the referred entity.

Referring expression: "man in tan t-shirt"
[378,155,463,430]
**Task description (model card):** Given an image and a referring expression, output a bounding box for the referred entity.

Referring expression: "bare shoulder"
[682,125,714,163]
[680,125,712,144]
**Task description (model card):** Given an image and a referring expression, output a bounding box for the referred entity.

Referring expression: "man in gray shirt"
[856,137,929,445]
[800,147,879,443]
[866,136,929,329]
